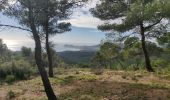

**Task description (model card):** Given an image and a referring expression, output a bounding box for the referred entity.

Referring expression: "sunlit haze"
[0,0,105,51]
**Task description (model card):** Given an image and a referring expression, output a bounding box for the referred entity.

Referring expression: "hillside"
[58,51,96,64]
[1,68,170,100]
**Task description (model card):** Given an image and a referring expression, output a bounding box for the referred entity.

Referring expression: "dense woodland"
[0,0,170,100]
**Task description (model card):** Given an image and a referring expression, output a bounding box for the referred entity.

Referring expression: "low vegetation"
[0,60,36,82]
[0,68,170,100]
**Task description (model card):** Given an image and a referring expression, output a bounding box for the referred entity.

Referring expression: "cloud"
[59,0,103,29]
[64,16,103,29]
[62,0,123,29]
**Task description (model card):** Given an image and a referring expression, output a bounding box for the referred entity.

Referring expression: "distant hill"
[58,51,96,64]
[64,44,100,51]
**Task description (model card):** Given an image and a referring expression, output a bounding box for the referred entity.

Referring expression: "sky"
[0,0,106,51]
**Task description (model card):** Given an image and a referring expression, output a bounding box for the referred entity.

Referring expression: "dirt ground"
[1,69,170,100]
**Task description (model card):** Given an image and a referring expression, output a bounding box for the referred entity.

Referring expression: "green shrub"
[152,59,168,69]
[61,76,75,85]
[6,90,15,99]
[5,75,16,84]
[0,60,35,81]
[77,75,97,82]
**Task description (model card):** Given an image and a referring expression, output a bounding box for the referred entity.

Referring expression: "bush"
[6,90,15,99]
[5,75,16,84]
[77,75,97,82]
[61,76,75,85]
[0,60,35,81]
[152,58,168,69]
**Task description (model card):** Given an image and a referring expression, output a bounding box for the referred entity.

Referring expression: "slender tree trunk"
[34,34,57,100]
[44,0,54,78]
[140,23,154,72]
[46,32,54,77]
[109,59,112,69]
[28,2,57,99]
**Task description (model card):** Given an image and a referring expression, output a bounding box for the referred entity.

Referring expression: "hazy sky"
[0,0,106,51]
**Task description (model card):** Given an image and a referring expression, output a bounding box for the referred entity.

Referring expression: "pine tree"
[91,0,170,72]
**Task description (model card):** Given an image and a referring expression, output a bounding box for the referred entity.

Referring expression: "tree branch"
[0,24,32,32]
[144,18,163,30]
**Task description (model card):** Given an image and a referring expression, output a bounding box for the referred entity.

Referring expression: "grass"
[1,68,170,100]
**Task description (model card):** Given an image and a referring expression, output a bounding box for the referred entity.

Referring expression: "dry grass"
[1,68,170,100]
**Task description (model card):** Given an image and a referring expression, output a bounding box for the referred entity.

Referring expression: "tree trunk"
[44,0,54,78]
[140,23,154,72]
[46,32,54,77]
[109,59,112,69]
[34,34,57,100]
[28,2,57,99]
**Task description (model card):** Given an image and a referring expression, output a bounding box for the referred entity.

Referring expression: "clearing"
[1,68,170,100]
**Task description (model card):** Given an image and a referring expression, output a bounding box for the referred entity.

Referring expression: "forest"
[0,0,170,100]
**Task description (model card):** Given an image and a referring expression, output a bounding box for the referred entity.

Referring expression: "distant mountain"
[53,43,100,52]
[64,44,100,51]
[58,51,96,64]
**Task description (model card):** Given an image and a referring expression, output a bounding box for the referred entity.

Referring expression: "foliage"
[6,90,15,100]
[121,37,163,70]
[91,0,170,33]
[91,0,170,71]
[59,51,95,64]
[152,58,168,69]
[100,42,120,60]
[91,51,106,68]
[61,75,75,85]
[21,46,32,58]
[77,75,97,82]
[59,74,96,84]
[91,35,166,71]
[0,39,12,63]
[157,32,170,51]
[91,42,121,69]
[5,75,16,84]
[121,37,142,65]
[0,60,34,80]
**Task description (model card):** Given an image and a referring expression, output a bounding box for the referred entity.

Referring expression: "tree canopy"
[91,0,170,72]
